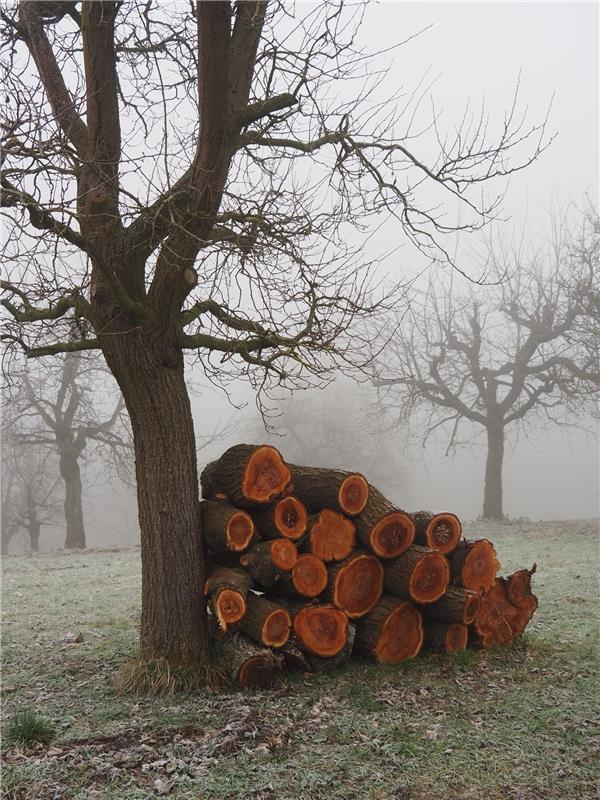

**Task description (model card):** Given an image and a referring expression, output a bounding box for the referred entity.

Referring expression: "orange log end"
[462,539,499,592]
[339,474,369,516]
[425,513,462,554]
[292,554,328,597]
[215,589,246,627]
[294,605,349,657]
[237,655,280,688]
[333,553,384,618]
[242,446,291,503]
[226,511,255,551]
[262,609,292,648]
[445,622,468,652]
[371,512,415,559]
[409,552,449,603]
[274,496,307,539]
[375,602,424,663]
[270,538,298,572]
[310,509,356,561]
[463,592,482,624]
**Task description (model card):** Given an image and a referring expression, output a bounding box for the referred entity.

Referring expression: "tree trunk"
[59,451,86,549]
[483,423,505,519]
[28,522,41,553]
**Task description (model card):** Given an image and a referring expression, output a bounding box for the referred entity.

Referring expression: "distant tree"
[1,2,550,666]
[374,210,599,519]
[11,353,130,548]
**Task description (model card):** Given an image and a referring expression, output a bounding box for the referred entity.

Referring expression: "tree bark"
[483,423,505,519]
[59,450,86,549]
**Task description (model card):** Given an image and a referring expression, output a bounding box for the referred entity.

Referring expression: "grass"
[3,710,55,748]
[1,519,599,799]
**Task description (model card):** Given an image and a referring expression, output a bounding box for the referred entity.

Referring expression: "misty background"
[3,1,598,551]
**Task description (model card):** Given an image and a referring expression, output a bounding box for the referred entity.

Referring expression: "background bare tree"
[374,209,599,519]
[1,1,550,666]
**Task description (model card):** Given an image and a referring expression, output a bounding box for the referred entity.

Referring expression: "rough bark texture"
[238,593,292,648]
[422,621,468,653]
[239,539,298,588]
[301,509,356,561]
[410,511,462,555]
[280,639,311,672]
[355,595,424,663]
[201,444,291,508]
[60,450,86,549]
[210,622,285,688]
[383,545,449,604]
[200,500,255,553]
[483,424,505,519]
[325,551,384,618]
[287,464,370,516]
[251,496,307,540]
[418,586,481,624]
[449,538,499,593]
[353,486,414,559]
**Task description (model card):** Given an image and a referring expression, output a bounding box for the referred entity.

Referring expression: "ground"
[1,519,599,800]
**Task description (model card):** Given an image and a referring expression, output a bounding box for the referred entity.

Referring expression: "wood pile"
[200,444,538,688]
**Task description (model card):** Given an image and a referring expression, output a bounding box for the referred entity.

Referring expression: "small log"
[203,566,252,630]
[325,551,384,618]
[383,545,449,604]
[293,603,349,657]
[353,486,414,559]
[209,619,284,688]
[276,553,328,598]
[239,539,298,588]
[355,596,424,663]
[418,586,481,625]
[410,511,462,555]
[423,621,468,653]
[301,509,356,561]
[280,639,311,672]
[200,500,255,554]
[306,623,356,671]
[238,593,292,648]
[201,444,291,508]
[449,539,499,593]
[287,464,369,516]
[252,496,308,541]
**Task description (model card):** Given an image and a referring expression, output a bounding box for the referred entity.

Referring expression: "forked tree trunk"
[483,423,505,519]
[60,451,86,549]
[103,335,206,667]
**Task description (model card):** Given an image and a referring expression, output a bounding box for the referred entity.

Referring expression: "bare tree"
[9,353,130,548]
[1,1,550,666]
[375,209,599,519]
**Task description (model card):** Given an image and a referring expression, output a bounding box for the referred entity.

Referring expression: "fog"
[3,2,598,552]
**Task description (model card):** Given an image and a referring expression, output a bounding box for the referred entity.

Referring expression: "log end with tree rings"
[461,539,499,592]
[308,509,356,561]
[331,553,384,618]
[242,445,291,503]
[370,511,415,559]
[409,551,449,604]
[213,589,246,627]
[294,604,349,657]
[338,473,369,516]
[262,608,292,648]
[269,538,298,571]
[227,510,256,551]
[374,601,424,663]
[273,495,307,539]
[237,654,282,688]
[445,622,468,652]
[292,554,328,597]
[463,591,482,624]
[506,564,537,605]
[424,513,462,554]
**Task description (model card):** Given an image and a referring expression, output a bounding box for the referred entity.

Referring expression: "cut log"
[353,486,414,559]
[449,539,499,592]
[477,567,538,640]
[209,619,284,688]
[326,551,384,618]
[423,621,468,653]
[200,500,255,554]
[239,539,298,588]
[471,594,513,647]
[506,564,537,607]
[383,545,449,604]
[293,603,349,657]
[276,553,328,598]
[418,586,481,625]
[252,496,308,541]
[410,511,462,555]
[203,566,252,630]
[201,444,291,508]
[280,640,311,672]
[301,509,356,561]
[355,596,424,663]
[288,464,369,516]
[306,623,356,671]
[238,594,292,648]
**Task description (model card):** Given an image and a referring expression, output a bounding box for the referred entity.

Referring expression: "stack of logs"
[200,444,538,688]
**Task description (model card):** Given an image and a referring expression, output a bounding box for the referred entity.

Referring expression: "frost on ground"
[1,519,599,800]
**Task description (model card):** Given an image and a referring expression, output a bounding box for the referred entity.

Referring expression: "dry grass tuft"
[115,657,229,697]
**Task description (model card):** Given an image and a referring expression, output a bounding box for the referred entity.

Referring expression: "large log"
[239,539,298,588]
[410,511,462,555]
[204,566,252,630]
[301,509,356,561]
[471,594,513,647]
[252,496,308,541]
[306,623,356,671]
[238,594,292,648]
[276,553,328,598]
[287,464,370,516]
[201,444,291,508]
[353,486,414,559]
[423,621,468,653]
[293,603,350,657]
[418,586,481,625]
[355,596,424,662]
[449,539,499,592]
[383,545,449,604]
[209,618,284,688]
[325,551,384,618]
[476,566,538,641]
[200,501,255,554]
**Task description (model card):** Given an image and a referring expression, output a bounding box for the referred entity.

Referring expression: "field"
[2,519,599,800]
